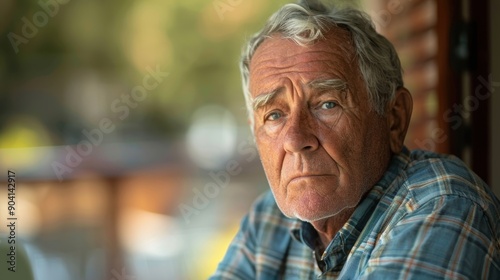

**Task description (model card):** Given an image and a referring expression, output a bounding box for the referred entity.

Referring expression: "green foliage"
[1,1,360,144]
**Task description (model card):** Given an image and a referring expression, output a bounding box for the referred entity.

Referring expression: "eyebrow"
[251,78,347,111]
[307,78,347,91]
[252,87,284,111]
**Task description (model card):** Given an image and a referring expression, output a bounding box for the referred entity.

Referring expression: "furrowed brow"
[308,79,347,92]
[252,88,283,111]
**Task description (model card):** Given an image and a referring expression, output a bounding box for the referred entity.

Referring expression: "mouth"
[287,174,332,185]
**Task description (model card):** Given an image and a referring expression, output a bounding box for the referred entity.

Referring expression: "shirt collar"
[290,147,411,272]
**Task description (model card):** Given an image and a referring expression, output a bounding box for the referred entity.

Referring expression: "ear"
[387,87,413,154]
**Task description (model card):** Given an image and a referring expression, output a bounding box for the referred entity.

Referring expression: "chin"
[284,197,355,222]
[292,209,336,222]
[290,192,337,219]
[276,199,337,222]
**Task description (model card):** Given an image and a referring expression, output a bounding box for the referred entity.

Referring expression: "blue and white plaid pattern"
[211,148,500,279]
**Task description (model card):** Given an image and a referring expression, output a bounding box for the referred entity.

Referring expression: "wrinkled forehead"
[248,28,359,94]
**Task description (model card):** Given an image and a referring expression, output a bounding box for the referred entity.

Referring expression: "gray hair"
[240,1,404,124]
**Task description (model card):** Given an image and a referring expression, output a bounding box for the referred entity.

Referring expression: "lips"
[287,174,333,186]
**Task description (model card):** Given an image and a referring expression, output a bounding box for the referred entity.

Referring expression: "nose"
[283,110,319,153]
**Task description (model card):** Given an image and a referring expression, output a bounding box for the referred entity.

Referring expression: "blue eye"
[321,101,337,109]
[266,111,282,121]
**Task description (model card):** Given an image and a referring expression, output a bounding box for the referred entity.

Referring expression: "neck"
[310,207,356,253]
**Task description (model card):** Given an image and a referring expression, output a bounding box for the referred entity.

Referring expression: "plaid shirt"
[210,148,500,279]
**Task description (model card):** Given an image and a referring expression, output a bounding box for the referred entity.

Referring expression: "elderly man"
[211,1,500,279]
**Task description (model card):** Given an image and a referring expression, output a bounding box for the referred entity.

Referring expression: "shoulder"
[404,150,494,204]
[400,149,500,228]
[406,149,481,183]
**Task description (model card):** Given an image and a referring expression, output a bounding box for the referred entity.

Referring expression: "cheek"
[318,120,357,162]
[255,134,283,184]
[318,116,378,187]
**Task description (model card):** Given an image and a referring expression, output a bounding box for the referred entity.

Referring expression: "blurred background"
[0,0,498,279]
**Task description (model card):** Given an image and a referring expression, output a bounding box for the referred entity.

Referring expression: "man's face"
[249,29,393,222]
